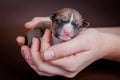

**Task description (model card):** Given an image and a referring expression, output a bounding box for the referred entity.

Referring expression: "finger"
[43,34,90,61]
[41,29,51,59]
[25,17,41,29]
[31,38,41,65]
[24,17,50,29]
[16,36,25,46]
[32,17,51,22]
[50,51,95,73]
[21,45,54,76]
[21,46,34,65]
[24,22,38,29]
[31,38,69,75]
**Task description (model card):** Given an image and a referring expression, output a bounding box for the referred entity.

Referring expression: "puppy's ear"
[82,20,90,28]
[50,13,56,21]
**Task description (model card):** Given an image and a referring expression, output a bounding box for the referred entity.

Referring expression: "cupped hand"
[20,27,112,78]
[16,17,114,78]
[40,28,110,77]
[21,30,82,78]
[43,28,109,61]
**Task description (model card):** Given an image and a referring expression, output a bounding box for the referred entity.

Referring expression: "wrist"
[101,33,120,61]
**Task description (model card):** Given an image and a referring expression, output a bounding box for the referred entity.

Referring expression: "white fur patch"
[69,13,73,23]
[60,13,74,37]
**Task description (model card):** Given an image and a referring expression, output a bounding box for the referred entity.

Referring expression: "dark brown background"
[0,0,120,80]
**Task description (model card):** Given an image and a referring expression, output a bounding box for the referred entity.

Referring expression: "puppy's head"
[50,8,89,41]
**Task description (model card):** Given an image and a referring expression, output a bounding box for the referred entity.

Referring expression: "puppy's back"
[25,21,51,47]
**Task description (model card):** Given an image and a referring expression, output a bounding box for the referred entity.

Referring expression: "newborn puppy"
[25,8,89,46]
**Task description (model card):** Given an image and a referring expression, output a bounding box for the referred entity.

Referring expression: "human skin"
[16,17,120,78]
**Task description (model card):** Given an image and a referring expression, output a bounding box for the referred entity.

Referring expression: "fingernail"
[44,50,55,60]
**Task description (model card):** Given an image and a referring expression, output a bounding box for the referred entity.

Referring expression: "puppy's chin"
[58,35,72,41]
[53,33,72,41]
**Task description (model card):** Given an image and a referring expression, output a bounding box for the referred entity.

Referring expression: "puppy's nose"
[63,29,71,36]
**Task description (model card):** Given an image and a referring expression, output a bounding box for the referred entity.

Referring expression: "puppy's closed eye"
[72,22,80,28]
[55,19,63,24]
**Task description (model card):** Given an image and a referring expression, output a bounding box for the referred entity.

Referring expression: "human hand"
[42,28,110,61]
[21,27,114,78]
[16,17,80,77]
[40,28,120,78]
[40,28,112,77]
[20,30,83,77]
[16,17,120,78]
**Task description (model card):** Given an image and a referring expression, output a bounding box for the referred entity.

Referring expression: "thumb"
[43,35,88,61]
